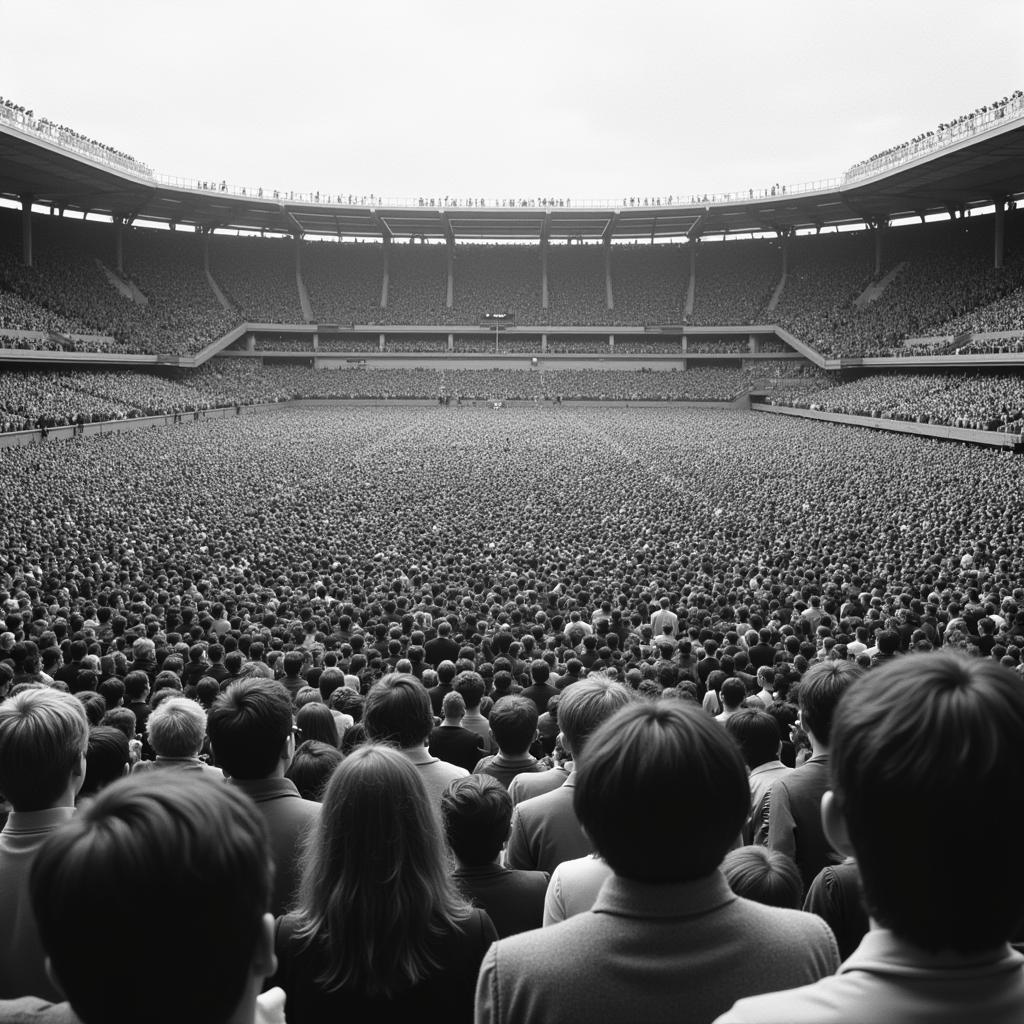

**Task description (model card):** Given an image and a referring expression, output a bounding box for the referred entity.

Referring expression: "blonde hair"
[0,688,89,810]
[146,697,207,758]
[291,744,472,996]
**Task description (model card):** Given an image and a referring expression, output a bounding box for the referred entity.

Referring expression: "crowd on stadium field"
[3,407,1024,1021]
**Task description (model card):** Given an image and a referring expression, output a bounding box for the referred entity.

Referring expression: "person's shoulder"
[0,997,80,1023]
[515,779,571,818]
[711,973,866,1024]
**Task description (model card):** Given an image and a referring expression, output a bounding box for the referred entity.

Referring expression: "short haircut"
[720,677,746,710]
[574,702,748,883]
[285,739,343,801]
[207,679,294,779]
[721,846,803,909]
[441,774,512,865]
[0,688,89,810]
[364,673,433,748]
[725,708,781,768]
[454,670,485,710]
[100,707,139,742]
[441,690,466,718]
[558,674,635,760]
[31,774,271,1024]
[832,652,1024,953]
[797,661,862,746]
[82,726,130,797]
[488,695,538,755]
[146,697,207,758]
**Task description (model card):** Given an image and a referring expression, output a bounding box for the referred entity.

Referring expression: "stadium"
[3,11,1024,1020]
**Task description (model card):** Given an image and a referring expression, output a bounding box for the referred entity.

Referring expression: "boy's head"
[574,701,748,884]
[797,660,862,748]
[441,773,513,866]
[826,652,1024,953]
[31,774,275,1024]
[207,679,294,780]
[0,688,89,810]
[488,695,538,756]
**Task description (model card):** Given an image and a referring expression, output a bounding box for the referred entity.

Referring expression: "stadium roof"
[1,109,1023,241]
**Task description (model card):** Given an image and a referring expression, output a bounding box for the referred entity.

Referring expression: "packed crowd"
[2,406,1024,1022]
[776,371,1024,433]
[688,240,778,327]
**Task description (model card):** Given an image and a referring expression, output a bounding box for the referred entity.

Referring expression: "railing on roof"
[842,93,1024,185]
[149,176,843,212]
[0,101,154,179]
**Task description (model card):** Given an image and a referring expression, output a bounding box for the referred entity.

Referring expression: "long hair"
[290,743,472,996]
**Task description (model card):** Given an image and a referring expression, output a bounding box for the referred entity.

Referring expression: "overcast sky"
[3,0,1021,203]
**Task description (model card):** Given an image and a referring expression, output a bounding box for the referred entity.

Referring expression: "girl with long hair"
[271,743,496,1022]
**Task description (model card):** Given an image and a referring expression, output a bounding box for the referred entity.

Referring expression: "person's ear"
[821,790,855,858]
[252,912,277,980]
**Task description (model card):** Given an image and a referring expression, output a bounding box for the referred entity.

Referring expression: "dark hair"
[832,652,1024,953]
[797,661,862,746]
[720,677,746,710]
[721,846,803,909]
[725,708,781,768]
[441,773,512,866]
[487,695,538,756]
[363,673,433,748]
[285,740,343,800]
[574,702,748,883]
[31,774,271,1024]
[296,702,340,748]
[454,670,485,710]
[81,726,130,797]
[207,679,294,779]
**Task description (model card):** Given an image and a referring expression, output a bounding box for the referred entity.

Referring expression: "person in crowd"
[207,679,320,916]
[765,660,862,890]
[505,673,634,873]
[441,774,548,937]
[429,690,487,772]
[454,670,495,754]
[477,701,838,1024]
[472,695,545,788]
[271,744,495,1022]
[363,672,468,810]
[717,651,1024,1022]
[26,774,283,1024]
[725,708,793,844]
[284,739,343,801]
[80,724,130,798]
[0,688,89,1001]
[721,846,804,910]
[131,696,223,779]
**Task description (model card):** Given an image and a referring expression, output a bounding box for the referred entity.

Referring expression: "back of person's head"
[488,694,538,755]
[529,659,550,684]
[558,673,635,760]
[0,687,89,810]
[100,706,138,742]
[441,689,466,719]
[293,743,468,997]
[81,726,130,797]
[296,701,339,748]
[282,650,305,678]
[207,679,294,780]
[725,708,781,768]
[797,660,862,747]
[363,673,433,748]
[285,739,343,801]
[454,670,485,710]
[574,701,748,883]
[31,774,273,1024]
[830,652,1024,953]
[317,666,346,703]
[146,697,207,759]
[720,677,746,710]
[441,773,512,866]
[721,846,803,909]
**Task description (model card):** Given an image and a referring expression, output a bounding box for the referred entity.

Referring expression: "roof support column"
[446,237,454,309]
[604,238,614,310]
[20,194,33,268]
[541,237,549,310]
[870,218,889,277]
[381,235,390,309]
[994,197,1008,269]
[113,217,124,274]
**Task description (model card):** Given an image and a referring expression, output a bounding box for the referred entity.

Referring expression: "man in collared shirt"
[765,660,862,892]
[725,708,793,846]
[473,695,546,789]
[207,679,320,917]
[717,652,1024,1023]
[477,702,838,1024]
[0,688,89,1001]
